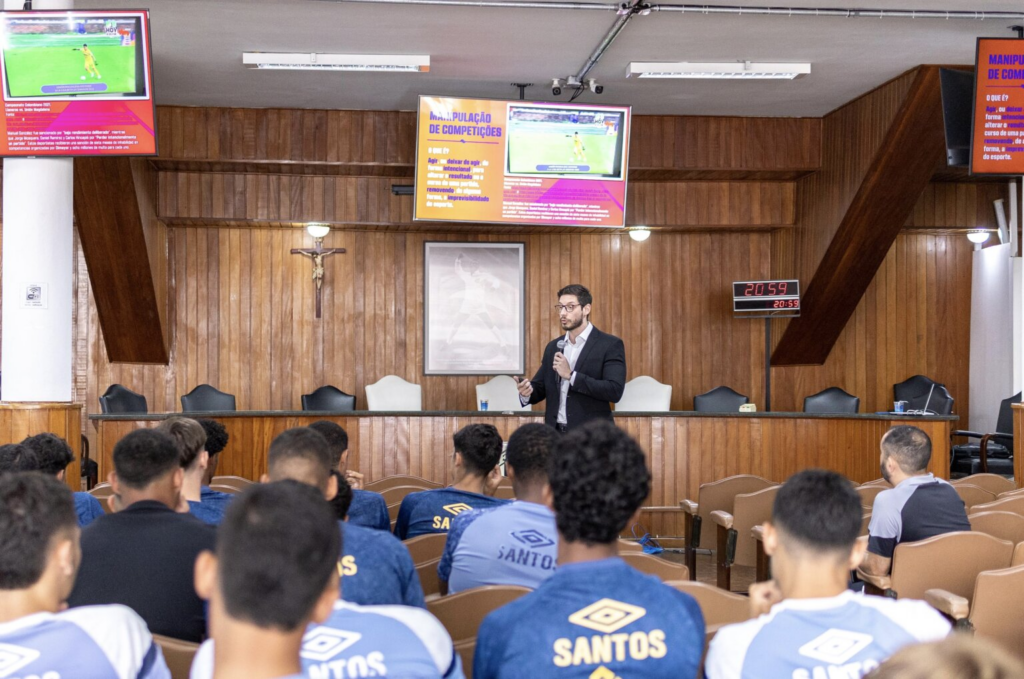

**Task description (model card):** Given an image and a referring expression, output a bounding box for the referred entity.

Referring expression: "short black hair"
[0,473,77,589]
[155,417,207,469]
[196,419,229,456]
[328,471,353,521]
[549,421,650,545]
[112,429,180,489]
[267,428,332,491]
[882,425,932,474]
[557,284,592,308]
[218,480,340,631]
[0,445,40,476]
[506,423,559,485]
[20,433,73,477]
[308,421,349,470]
[453,424,503,476]
[772,469,862,554]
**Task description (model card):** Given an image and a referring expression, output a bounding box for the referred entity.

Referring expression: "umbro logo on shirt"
[300,628,362,662]
[568,599,647,634]
[510,529,555,549]
[798,629,873,665]
[442,503,473,516]
[0,643,40,679]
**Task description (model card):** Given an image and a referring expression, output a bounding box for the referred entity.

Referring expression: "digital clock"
[731,280,800,298]
[732,280,801,317]
[734,298,801,311]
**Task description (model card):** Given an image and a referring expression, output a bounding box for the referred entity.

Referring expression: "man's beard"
[561,316,583,331]
[880,461,891,484]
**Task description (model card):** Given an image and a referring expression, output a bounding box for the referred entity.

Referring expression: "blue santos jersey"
[0,605,170,679]
[348,489,390,531]
[74,491,106,528]
[438,501,558,593]
[705,590,951,679]
[394,488,508,540]
[341,521,426,608]
[474,557,704,679]
[190,601,464,679]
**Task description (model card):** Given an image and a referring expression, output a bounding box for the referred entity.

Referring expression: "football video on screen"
[505,105,625,180]
[1,16,144,100]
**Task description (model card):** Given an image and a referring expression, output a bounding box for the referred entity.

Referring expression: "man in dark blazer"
[516,284,626,431]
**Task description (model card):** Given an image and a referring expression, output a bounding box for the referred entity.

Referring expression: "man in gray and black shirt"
[860,425,970,577]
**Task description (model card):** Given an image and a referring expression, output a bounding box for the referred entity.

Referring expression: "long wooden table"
[91,411,956,534]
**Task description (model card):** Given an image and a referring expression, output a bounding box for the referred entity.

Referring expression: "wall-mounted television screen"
[971,37,1024,176]
[415,96,631,228]
[0,9,156,156]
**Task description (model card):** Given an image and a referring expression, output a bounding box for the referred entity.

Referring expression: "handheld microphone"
[556,339,566,354]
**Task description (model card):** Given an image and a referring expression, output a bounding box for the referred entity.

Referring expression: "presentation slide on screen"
[415,97,631,227]
[0,10,156,156]
[972,38,1024,175]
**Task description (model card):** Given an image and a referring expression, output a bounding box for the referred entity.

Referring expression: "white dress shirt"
[557,322,593,424]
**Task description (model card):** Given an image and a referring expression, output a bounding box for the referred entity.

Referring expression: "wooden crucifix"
[291,237,346,319]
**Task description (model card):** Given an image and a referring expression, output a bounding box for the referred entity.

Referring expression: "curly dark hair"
[20,433,74,477]
[0,445,40,476]
[453,424,503,477]
[195,419,229,456]
[548,421,650,545]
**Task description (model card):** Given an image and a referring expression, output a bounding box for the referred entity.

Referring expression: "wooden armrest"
[710,510,734,530]
[924,588,969,620]
[856,568,891,592]
[751,524,765,541]
[680,499,698,514]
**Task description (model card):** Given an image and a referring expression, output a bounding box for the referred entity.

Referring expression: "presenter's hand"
[516,376,533,398]
[748,580,783,617]
[553,353,572,380]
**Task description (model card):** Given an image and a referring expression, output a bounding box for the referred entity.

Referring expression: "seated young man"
[705,469,950,679]
[0,473,171,678]
[474,422,705,679]
[0,443,39,474]
[861,426,971,577]
[439,423,560,595]
[190,480,463,679]
[395,423,506,540]
[309,420,390,530]
[264,427,425,608]
[195,418,234,514]
[156,417,225,525]
[22,432,105,527]
[67,428,216,642]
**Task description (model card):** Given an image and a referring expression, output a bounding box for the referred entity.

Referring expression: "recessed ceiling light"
[243,52,429,72]
[627,61,810,80]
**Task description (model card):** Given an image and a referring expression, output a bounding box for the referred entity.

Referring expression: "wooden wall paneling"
[0,404,83,489]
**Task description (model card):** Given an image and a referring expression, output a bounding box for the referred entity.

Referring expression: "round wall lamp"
[628,227,651,242]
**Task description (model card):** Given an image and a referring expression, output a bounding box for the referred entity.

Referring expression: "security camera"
[551,78,563,96]
[587,79,603,94]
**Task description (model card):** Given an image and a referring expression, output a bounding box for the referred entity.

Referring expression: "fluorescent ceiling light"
[627,61,810,80]
[243,52,429,72]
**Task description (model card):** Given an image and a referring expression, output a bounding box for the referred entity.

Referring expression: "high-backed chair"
[180,384,236,413]
[98,384,148,414]
[953,474,1016,496]
[926,564,1024,659]
[693,386,748,413]
[365,375,422,411]
[857,531,1013,600]
[615,376,673,412]
[152,634,200,679]
[969,512,1024,545]
[364,474,442,492]
[301,385,356,412]
[951,392,1020,477]
[711,485,780,591]
[893,375,954,415]
[474,375,530,411]
[803,387,860,414]
[680,475,776,579]
[971,495,1024,517]
[954,484,998,512]
[416,557,442,599]
[403,533,448,564]
[619,552,690,581]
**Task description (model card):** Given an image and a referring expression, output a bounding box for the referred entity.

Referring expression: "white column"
[1,0,73,402]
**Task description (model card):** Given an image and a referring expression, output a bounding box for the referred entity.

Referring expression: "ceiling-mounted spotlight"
[551,78,564,96]
[587,78,604,94]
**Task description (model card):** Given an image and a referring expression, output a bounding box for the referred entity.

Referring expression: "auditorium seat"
[180,384,236,413]
[208,484,241,495]
[860,478,892,488]
[211,475,252,491]
[380,484,433,507]
[98,384,148,414]
[955,484,998,512]
[856,484,886,507]
[619,552,690,581]
[969,512,1024,545]
[474,375,530,411]
[802,386,860,414]
[1013,542,1024,567]
[365,375,422,411]
[753,512,871,583]
[618,539,644,552]
[454,639,476,679]
[857,531,1013,600]
[926,565,1024,660]
[681,474,775,580]
[300,385,356,412]
[971,495,1024,517]
[403,532,448,564]
[364,474,443,492]
[693,386,748,413]
[998,488,1024,500]
[416,556,443,599]
[615,376,672,412]
[710,485,780,591]
[152,634,199,679]
[953,474,1016,495]
[951,392,1020,477]
[89,483,115,514]
[893,374,955,415]
[427,585,532,644]
[665,580,751,634]
[492,476,515,501]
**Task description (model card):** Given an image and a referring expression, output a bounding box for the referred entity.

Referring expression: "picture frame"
[423,241,525,375]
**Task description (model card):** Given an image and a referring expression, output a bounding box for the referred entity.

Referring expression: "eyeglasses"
[554,304,580,313]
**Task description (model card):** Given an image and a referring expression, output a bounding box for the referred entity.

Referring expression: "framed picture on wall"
[424,242,525,375]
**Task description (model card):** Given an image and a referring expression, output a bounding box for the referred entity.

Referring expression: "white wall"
[970,243,1013,433]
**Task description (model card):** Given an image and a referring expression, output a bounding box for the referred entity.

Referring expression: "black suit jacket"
[527,326,626,430]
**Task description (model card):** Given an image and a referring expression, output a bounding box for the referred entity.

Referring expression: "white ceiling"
[77,0,1024,115]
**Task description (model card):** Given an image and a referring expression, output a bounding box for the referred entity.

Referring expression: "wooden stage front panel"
[92,412,954,534]
[1,403,84,490]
